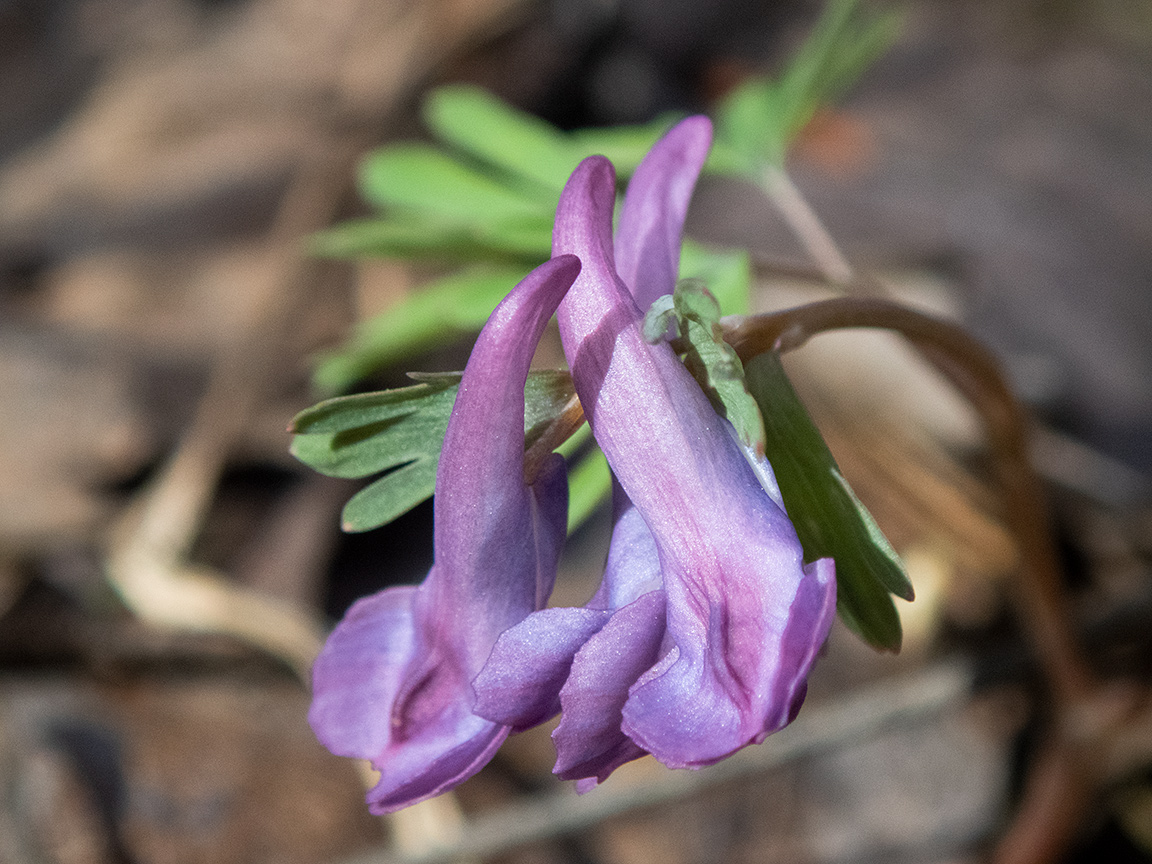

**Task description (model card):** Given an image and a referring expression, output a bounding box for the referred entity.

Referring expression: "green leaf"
[290,378,460,478]
[291,371,583,533]
[341,459,438,532]
[424,85,578,193]
[359,144,549,222]
[553,423,613,533]
[309,214,551,262]
[311,265,530,394]
[570,116,680,176]
[743,350,913,651]
[641,294,678,342]
[679,240,752,316]
[566,444,612,533]
[714,77,787,172]
[425,85,676,190]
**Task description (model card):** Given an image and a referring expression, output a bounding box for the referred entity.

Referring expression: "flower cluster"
[309,117,836,813]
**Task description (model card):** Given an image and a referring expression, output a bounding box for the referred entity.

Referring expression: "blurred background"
[0,0,1150,861]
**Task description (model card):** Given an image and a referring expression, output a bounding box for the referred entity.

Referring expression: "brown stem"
[988,738,1093,864]
[723,298,1097,709]
[523,394,585,485]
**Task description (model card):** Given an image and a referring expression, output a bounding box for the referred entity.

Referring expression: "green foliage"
[743,351,913,651]
[556,424,613,534]
[713,0,900,171]
[311,85,753,394]
[310,0,898,393]
[358,143,550,221]
[679,240,752,316]
[311,266,534,395]
[290,371,604,533]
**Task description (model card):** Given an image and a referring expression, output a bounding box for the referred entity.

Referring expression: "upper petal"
[422,253,580,661]
[614,116,712,310]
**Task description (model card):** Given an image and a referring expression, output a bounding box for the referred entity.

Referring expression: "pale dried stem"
[761,166,855,287]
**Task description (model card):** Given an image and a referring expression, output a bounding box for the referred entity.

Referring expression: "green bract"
[744,351,913,651]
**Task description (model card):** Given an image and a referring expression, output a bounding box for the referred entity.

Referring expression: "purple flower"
[473,117,837,787]
[308,255,580,813]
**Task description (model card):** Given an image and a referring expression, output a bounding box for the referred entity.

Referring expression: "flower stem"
[523,392,585,485]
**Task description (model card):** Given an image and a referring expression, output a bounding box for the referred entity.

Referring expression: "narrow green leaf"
[566,445,612,534]
[292,370,583,534]
[427,86,676,190]
[713,0,900,170]
[309,214,551,262]
[424,85,578,193]
[359,144,547,222]
[556,424,612,533]
[714,78,785,172]
[341,458,438,532]
[772,0,899,151]
[311,265,529,394]
[474,215,555,259]
[310,217,488,260]
[290,379,459,478]
[570,115,680,176]
[290,376,458,434]
[743,350,912,651]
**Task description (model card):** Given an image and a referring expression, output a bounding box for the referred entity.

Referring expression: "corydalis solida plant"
[309,118,836,811]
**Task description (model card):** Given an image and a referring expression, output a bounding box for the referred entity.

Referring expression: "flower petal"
[309,586,418,762]
[553,590,666,782]
[614,115,712,311]
[425,254,581,647]
[620,553,836,768]
[587,489,662,611]
[472,607,611,731]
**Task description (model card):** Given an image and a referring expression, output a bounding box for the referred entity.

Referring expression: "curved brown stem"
[990,737,1094,864]
[723,297,1097,709]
